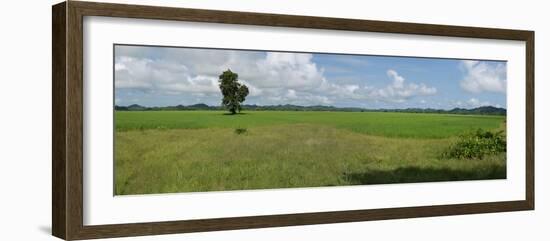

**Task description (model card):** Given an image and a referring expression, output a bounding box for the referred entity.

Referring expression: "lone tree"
[218,69,249,114]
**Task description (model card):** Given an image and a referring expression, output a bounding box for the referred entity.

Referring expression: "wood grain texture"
[525,32,535,209]
[51,1,535,240]
[71,1,532,40]
[52,2,67,239]
[74,201,530,240]
[66,2,85,240]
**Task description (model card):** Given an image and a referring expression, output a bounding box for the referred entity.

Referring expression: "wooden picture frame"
[52,1,534,240]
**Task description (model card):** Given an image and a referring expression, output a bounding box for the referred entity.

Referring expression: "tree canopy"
[218,69,249,114]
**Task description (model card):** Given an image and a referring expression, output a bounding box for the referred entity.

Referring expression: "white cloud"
[364,69,437,102]
[114,62,126,71]
[240,52,325,91]
[311,69,436,103]
[467,98,489,107]
[115,56,218,94]
[115,47,437,106]
[453,98,492,108]
[286,89,297,99]
[460,60,506,93]
[387,69,405,88]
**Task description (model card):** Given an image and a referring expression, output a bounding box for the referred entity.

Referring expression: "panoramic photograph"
[114,44,507,195]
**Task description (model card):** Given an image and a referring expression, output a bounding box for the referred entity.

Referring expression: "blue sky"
[114,45,506,109]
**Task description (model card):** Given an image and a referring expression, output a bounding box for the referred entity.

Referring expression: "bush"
[444,129,506,159]
[234,128,247,135]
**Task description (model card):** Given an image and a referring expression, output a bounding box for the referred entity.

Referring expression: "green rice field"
[114,111,506,195]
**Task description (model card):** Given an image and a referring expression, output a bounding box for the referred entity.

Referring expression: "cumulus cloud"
[115,49,325,96]
[460,60,506,93]
[115,46,437,106]
[454,98,493,108]
[326,69,436,103]
[369,70,437,102]
[115,56,219,94]
[466,98,490,107]
[252,53,325,90]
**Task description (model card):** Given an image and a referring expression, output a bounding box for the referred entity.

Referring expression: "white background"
[0,0,547,240]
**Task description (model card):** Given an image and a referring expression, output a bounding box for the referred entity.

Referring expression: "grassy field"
[114,111,506,195]
[116,111,504,138]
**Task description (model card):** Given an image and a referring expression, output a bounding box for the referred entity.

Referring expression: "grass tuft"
[234,128,248,135]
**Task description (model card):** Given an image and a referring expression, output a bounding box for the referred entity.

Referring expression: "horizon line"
[115,103,506,111]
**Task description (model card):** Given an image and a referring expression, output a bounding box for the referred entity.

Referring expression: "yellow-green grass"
[115,111,506,195]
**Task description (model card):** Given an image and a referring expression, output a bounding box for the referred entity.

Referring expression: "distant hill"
[115,104,148,111]
[115,103,506,116]
[115,103,220,111]
[447,106,506,115]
